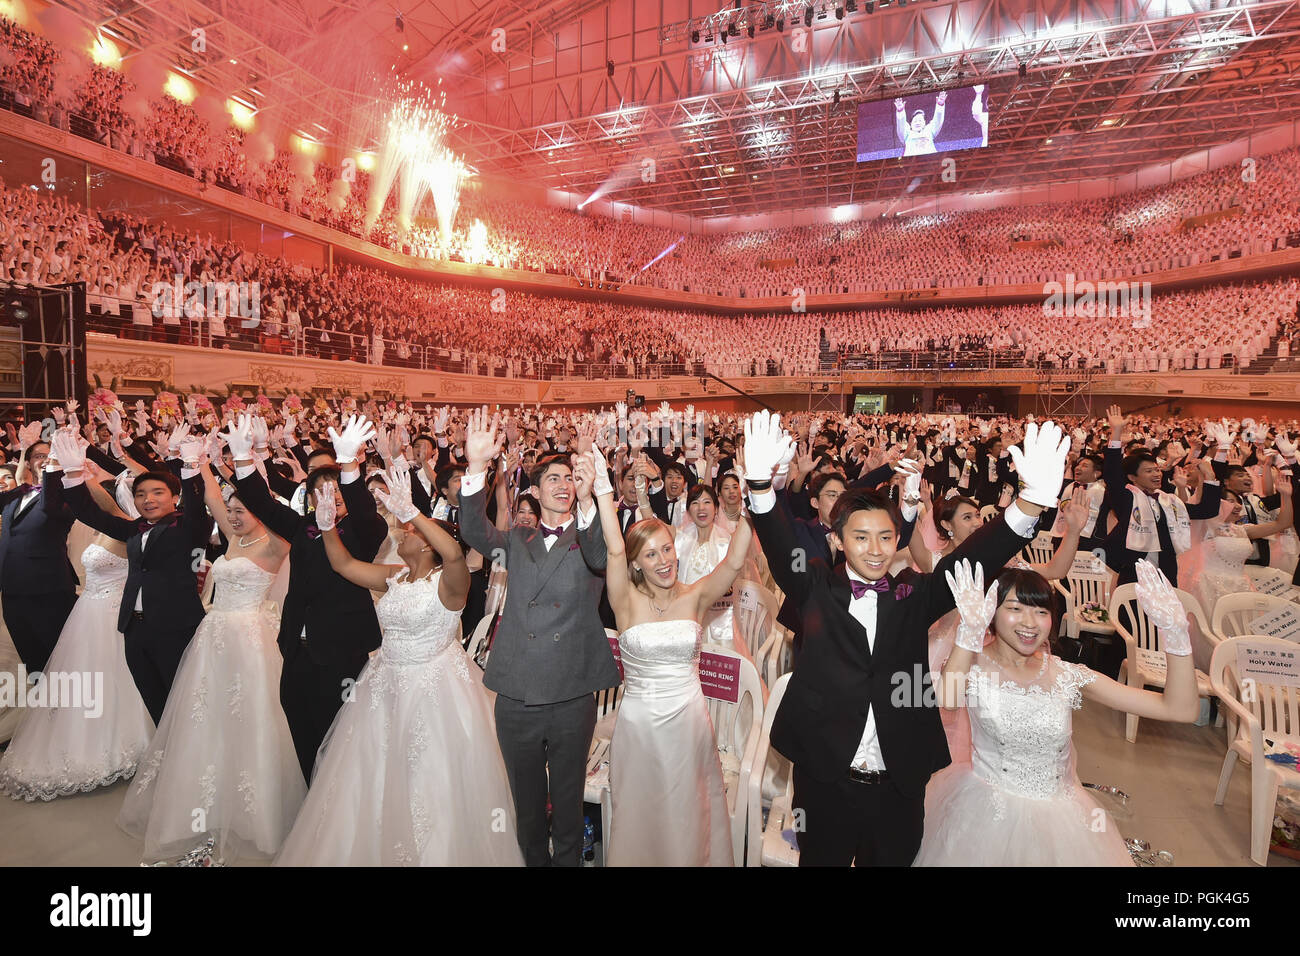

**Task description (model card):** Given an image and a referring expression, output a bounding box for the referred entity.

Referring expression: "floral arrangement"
[189,394,216,425]
[88,387,122,418]
[1080,602,1110,624]
[221,394,246,417]
[151,391,182,426]
[313,396,331,416]
[283,394,304,415]
[255,394,274,414]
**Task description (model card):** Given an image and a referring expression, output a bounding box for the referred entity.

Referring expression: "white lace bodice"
[81,543,128,600]
[374,571,463,665]
[1203,525,1254,577]
[210,555,276,612]
[965,658,1095,801]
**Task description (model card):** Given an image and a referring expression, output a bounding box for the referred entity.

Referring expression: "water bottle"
[582,816,596,864]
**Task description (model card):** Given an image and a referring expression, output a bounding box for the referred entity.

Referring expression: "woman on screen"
[972,84,989,147]
[895,90,947,156]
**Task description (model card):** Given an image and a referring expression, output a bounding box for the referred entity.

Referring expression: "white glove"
[328,414,377,464]
[433,406,450,434]
[50,428,86,473]
[1008,420,1070,507]
[166,422,192,455]
[223,414,255,461]
[1135,559,1191,656]
[591,447,614,498]
[944,559,999,654]
[177,439,204,467]
[742,411,795,483]
[1276,435,1297,459]
[375,465,420,523]
[313,483,338,531]
[282,414,299,447]
[250,415,270,452]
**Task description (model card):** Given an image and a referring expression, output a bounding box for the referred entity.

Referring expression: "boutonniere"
[568,541,580,551]
[893,582,913,600]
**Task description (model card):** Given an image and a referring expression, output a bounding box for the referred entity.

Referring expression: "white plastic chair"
[1110,582,1214,743]
[755,627,795,690]
[1213,592,1300,644]
[463,613,493,667]
[745,673,800,867]
[1209,636,1300,865]
[700,645,764,866]
[732,581,779,666]
[1022,530,1056,566]
[1053,565,1117,642]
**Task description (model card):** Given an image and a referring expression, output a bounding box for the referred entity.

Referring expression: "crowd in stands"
[4,13,1300,305]
[4,175,1298,380]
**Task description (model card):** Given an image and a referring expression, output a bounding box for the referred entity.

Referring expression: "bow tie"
[849,577,891,599]
[306,525,322,539]
[137,513,179,534]
[540,524,564,537]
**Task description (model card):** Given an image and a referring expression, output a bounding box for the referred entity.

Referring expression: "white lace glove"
[591,446,614,497]
[313,483,338,532]
[1276,435,1297,460]
[1008,420,1070,507]
[1134,559,1191,656]
[742,411,795,482]
[223,413,255,461]
[328,414,377,464]
[896,458,923,520]
[944,558,999,653]
[375,465,420,523]
[50,428,86,473]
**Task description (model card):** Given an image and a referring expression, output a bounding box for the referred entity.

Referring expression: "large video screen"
[857,85,990,163]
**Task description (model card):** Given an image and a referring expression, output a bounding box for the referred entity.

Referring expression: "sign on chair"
[608,634,624,681]
[699,651,740,703]
[1247,604,1300,644]
[1235,640,1300,687]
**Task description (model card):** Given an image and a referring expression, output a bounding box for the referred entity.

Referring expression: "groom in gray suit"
[459,407,619,866]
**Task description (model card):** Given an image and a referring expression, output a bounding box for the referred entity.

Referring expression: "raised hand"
[177,438,204,467]
[327,414,377,464]
[463,405,503,469]
[375,465,420,523]
[1134,560,1191,656]
[944,559,998,654]
[1008,420,1070,507]
[590,446,614,497]
[166,422,192,455]
[223,413,255,461]
[17,421,42,450]
[1106,404,1125,442]
[313,483,338,531]
[571,452,596,505]
[1276,434,1297,459]
[1063,487,1091,534]
[742,410,795,482]
[50,428,86,473]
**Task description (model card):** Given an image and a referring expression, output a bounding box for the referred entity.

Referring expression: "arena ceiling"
[49,0,1300,218]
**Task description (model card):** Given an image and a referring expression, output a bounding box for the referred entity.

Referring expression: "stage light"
[729,20,738,36]
[1019,63,1028,78]
[691,28,700,42]
[395,12,404,32]
[747,22,754,38]
[833,90,840,104]
[865,1,873,11]
[721,31,727,44]
[846,0,858,10]
[776,17,784,31]
[762,13,774,29]
[804,6,814,26]
[607,59,615,76]
[836,6,844,19]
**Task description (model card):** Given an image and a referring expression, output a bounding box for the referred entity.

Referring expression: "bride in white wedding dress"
[580,447,749,867]
[119,462,302,863]
[276,468,521,866]
[916,560,1201,866]
[0,464,153,800]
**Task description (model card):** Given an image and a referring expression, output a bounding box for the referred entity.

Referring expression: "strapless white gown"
[915,658,1133,866]
[275,571,522,866]
[118,555,304,862]
[606,619,733,866]
[0,544,153,801]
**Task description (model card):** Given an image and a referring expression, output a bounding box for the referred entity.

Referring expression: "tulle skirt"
[275,641,522,866]
[0,592,153,801]
[118,603,305,862]
[915,769,1134,866]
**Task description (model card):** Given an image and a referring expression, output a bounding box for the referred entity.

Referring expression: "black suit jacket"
[1102,443,1221,583]
[752,494,1034,797]
[234,467,388,664]
[60,465,208,635]
[0,471,78,595]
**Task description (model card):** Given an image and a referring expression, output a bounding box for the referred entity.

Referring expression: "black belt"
[848,767,889,785]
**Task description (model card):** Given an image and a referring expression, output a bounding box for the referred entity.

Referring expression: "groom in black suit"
[53,433,210,724]
[744,412,1063,866]
[0,440,79,672]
